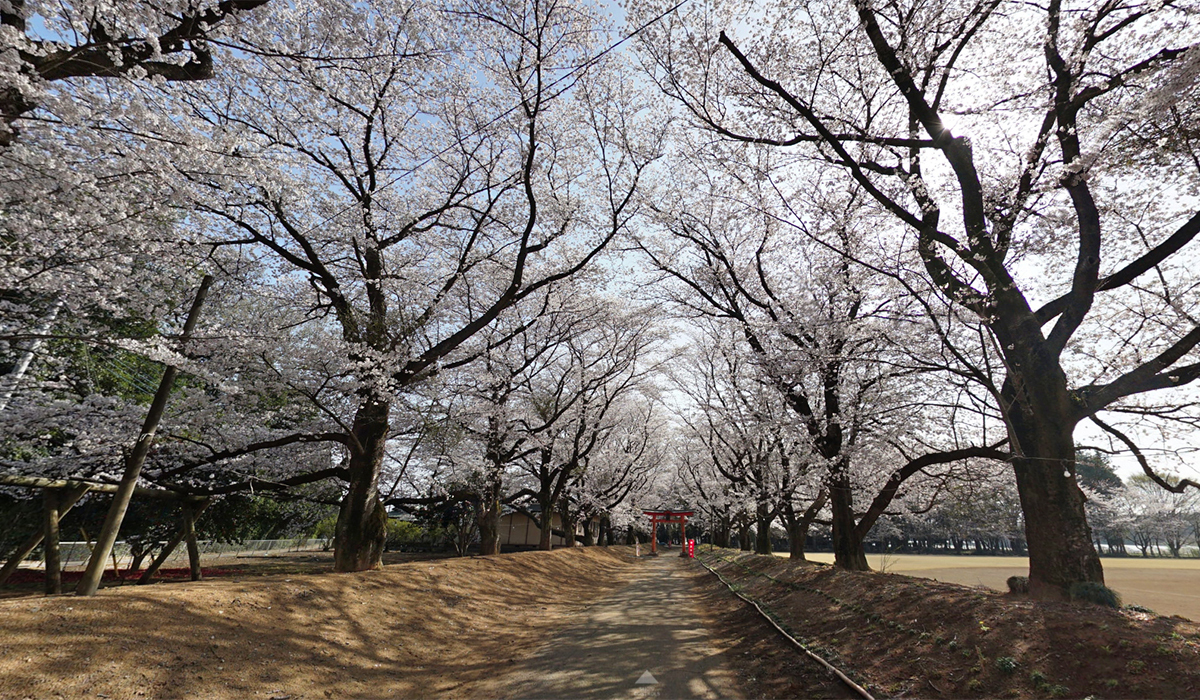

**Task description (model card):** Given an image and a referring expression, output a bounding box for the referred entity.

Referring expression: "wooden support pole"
[137,498,211,584]
[137,530,186,584]
[43,488,61,594]
[110,545,123,581]
[0,485,90,586]
[183,501,202,581]
[0,474,192,500]
[76,275,213,597]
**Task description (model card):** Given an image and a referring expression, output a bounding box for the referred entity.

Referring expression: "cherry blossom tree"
[435,285,613,554]
[0,1,273,147]
[511,299,661,548]
[670,329,814,555]
[630,0,1200,596]
[636,139,1007,569]
[164,0,662,570]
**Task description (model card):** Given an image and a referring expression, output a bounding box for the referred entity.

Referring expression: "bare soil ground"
[0,547,635,699]
[0,547,851,700]
[687,558,857,700]
[465,552,855,700]
[708,548,1200,699]
[791,552,1200,621]
[0,549,452,599]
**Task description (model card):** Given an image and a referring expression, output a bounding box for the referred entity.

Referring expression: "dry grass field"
[783,553,1200,620]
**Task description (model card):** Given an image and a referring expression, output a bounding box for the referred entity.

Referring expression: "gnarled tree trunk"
[478,495,502,556]
[582,516,597,546]
[754,501,773,555]
[334,397,390,572]
[829,469,869,571]
[559,500,578,547]
[785,488,827,561]
[1004,370,1103,598]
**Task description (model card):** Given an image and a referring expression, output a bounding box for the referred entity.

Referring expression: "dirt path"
[478,554,742,699]
[0,547,853,699]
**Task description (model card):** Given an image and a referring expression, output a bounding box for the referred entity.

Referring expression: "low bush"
[1069,581,1121,608]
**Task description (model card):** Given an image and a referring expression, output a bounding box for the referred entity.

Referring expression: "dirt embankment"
[701,549,1200,700]
[0,547,637,700]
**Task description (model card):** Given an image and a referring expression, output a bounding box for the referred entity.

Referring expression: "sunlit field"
[778,553,1200,620]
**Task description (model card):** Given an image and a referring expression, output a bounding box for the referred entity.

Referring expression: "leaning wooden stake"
[43,488,62,594]
[137,498,211,584]
[0,485,90,586]
[76,275,214,596]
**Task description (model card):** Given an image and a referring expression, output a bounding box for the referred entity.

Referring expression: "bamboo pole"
[0,474,191,500]
[76,275,213,597]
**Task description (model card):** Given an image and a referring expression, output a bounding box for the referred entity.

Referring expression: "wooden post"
[650,517,658,555]
[183,501,202,581]
[76,275,213,597]
[138,498,210,584]
[43,489,61,594]
[0,485,90,586]
[138,528,187,584]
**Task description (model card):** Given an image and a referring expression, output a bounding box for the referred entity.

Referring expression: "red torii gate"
[643,509,694,557]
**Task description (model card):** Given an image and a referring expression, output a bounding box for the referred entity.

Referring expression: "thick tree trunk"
[754,502,773,555]
[582,517,597,546]
[137,499,210,584]
[559,501,577,547]
[128,549,148,574]
[478,497,501,556]
[334,397,390,572]
[787,521,806,560]
[788,488,827,561]
[477,466,503,556]
[738,519,752,551]
[537,487,555,551]
[598,514,611,546]
[1005,382,1103,598]
[829,472,869,571]
[1012,451,1103,597]
[714,514,731,548]
[479,419,506,556]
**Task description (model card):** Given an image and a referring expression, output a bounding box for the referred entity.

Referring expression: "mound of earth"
[4,566,244,586]
[699,548,1200,699]
[0,547,637,700]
